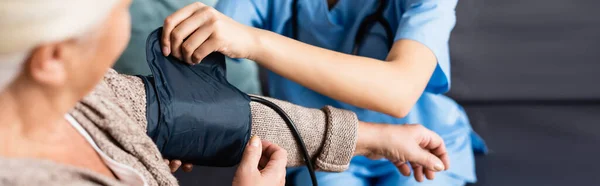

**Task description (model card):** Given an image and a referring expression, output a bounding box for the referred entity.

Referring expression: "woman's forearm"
[252,30,437,117]
[249,95,358,172]
[248,97,420,172]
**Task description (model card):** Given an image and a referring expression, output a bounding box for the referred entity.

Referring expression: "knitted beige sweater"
[0,70,358,186]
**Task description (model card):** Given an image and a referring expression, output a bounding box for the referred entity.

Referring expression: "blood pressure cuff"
[137,28,251,167]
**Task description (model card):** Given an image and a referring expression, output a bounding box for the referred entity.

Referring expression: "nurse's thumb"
[239,136,263,170]
[412,149,445,172]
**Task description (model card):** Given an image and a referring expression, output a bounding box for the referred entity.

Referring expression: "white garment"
[65,114,148,186]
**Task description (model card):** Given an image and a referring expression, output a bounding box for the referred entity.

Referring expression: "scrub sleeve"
[394,0,458,94]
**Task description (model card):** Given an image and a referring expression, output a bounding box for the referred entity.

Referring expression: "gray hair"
[0,0,118,92]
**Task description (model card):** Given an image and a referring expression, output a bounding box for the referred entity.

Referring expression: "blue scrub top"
[216,0,486,183]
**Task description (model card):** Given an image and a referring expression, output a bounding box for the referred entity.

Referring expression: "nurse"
[161,0,486,185]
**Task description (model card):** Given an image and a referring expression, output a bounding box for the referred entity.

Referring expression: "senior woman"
[0,0,450,185]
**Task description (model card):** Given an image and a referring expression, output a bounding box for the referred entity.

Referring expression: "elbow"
[381,101,413,118]
[379,85,423,118]
[387,107,411,118]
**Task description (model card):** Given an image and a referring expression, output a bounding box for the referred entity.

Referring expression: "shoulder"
[84,69,148,127]
[70,72,176,186]
[70,69,148,132]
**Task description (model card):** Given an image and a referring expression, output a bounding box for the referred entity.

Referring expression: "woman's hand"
[162,2,261,64]
[355,122,451,182]
[163,159,194,173]
[232,136,287,186]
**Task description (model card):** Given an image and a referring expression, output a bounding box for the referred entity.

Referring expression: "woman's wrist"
[355,121,381,156]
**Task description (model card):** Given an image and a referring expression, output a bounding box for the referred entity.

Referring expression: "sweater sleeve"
[249,95,359,172]
[101,69,149,130]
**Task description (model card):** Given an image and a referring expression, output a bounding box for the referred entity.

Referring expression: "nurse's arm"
[253,33,437,118]
[251,0,457,118]
[160,2,441,118]
[161,1,458,118]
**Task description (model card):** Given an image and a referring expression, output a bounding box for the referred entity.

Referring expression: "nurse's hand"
[233,136,287,186]
[164,159,194,173]
[355,122,450,182]
[162,2,261,64]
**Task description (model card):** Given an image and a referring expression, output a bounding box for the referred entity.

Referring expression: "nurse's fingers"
[412,164,424,182]
[162,2,208,56]
[169,159,182,173]
[171,6,215,60]
[182,23,214,64]
[260,141,287,179]
[182,163,194,172]
[258,140,277,169]
[191,38,221,64]
[238,136,263,171]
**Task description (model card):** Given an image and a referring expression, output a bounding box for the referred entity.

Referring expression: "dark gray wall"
[452,1,600,186]
[449,0,600,101]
